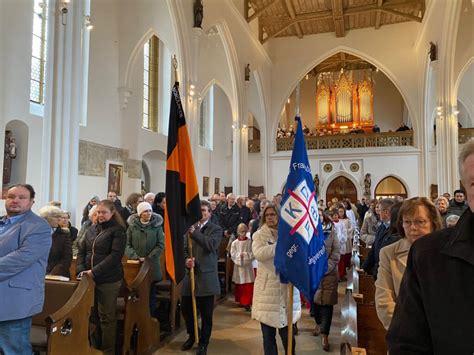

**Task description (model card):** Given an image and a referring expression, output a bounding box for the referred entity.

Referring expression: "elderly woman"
[39,205,72,278]
[252,205,301,355]
[313,209,340,352]
[125,201,164,315]
[74,205,98,257]
[375,197,442,329]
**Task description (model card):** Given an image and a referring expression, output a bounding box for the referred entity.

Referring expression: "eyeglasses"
[265,213,277,217]
[402,219,429,228]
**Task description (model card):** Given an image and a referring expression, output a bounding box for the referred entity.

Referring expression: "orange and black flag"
[164,82,202,284]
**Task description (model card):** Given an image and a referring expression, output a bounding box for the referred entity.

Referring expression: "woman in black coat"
[39,205,72,278]
[77,200,126,355]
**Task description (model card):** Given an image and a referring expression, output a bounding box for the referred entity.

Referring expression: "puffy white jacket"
[251,224,301,329]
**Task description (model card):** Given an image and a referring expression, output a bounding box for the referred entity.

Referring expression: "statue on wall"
[245,64,250,82]
[193,0,204,28]
[3,130,17,185]
[364,173,371,197]
[313,173,320,195]
[429,42,437,62]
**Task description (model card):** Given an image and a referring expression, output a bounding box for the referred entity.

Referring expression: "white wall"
[268,148,420,199]
[196,85,233,197]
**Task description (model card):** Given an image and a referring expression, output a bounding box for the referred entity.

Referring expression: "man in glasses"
[387,138,474,354]
[181,200,222,355]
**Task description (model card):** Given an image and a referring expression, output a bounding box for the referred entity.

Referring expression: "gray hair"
[39,205,63,219]
[446,214,460,227]
[435,196,448,206]
[378,198,396,211]
[459,138,474,177]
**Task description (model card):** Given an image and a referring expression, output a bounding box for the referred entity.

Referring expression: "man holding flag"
[275,115,328,352]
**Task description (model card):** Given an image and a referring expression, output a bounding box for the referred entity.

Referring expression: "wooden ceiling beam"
[283,0,304,39]
[331,0,345,37]
[247,0,279,22]
[375,0,384,29]
[380,8,422,22]
[260,10,333,26]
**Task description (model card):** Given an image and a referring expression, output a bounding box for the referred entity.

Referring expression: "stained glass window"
[30,0,47,104]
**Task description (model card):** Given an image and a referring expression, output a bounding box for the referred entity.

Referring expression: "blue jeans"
[0,317,32,355]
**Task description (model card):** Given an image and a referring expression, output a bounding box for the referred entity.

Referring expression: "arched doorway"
[326,176,357,204]
[374,176,407,199]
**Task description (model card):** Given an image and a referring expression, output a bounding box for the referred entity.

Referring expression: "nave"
[158,288,344,355]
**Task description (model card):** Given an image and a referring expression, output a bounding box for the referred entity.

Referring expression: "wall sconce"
[84,15,93,30]
[436,106,443,117]
[242,124,248,129]
[305,74,309,80]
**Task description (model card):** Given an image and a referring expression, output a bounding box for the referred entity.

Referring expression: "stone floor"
[157,284,345,355]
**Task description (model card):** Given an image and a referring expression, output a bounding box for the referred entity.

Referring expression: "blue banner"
[274,116,328,301]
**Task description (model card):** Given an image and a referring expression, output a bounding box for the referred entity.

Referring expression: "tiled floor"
[157,284,345,354]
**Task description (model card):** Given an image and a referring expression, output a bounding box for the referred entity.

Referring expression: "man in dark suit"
[0,184,51,355]
[181,200,222,355]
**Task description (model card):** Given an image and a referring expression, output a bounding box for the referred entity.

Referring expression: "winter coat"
[125,213,165,281]
[375,237,411,330]
[46,227,72,278]
[447,200,468,216]
[387,210,474,354]
[181,221,222,297]
[314,224,341,305]
[76,219,126,285]
[251,224,301,329]
[360,210,380,246]
[230,238,255,284]
[219,204,241,236]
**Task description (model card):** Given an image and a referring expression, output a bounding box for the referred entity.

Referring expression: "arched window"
[199,85,214,149]
[30,0,48,106]
[143,36,159,132]
[374,176,407,199]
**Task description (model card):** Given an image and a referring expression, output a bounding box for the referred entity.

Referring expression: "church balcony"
[275,130,414,152]
[434,128,474,145]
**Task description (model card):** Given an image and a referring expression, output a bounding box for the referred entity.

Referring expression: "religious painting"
[108,163,123,196]
[203,176,209,197]
[214,177,220,194]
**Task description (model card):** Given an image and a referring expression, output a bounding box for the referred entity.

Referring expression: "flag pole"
[173,54,179,86]
[287,282,294,354]
[187,233,200,344]
[286,80,300,355]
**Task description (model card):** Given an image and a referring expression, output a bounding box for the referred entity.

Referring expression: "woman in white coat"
[252,205,301,355]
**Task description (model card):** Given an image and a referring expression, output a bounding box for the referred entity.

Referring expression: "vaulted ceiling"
[244,0,426,43]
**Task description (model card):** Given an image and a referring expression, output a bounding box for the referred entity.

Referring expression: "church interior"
[0,0,473,353]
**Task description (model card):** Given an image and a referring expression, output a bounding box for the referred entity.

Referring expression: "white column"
[232,125,241,195]
[41,0,89,218]
[435,0,462,195]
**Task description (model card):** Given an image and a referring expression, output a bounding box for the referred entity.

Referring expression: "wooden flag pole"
[173,55,179,84]
[187,233,200,344]
[287,282,294,355]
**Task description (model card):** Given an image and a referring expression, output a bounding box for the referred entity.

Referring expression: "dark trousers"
[90,280,122,355]
[260,323,295,355]
[181,295,215,346]
[314,304,334,335]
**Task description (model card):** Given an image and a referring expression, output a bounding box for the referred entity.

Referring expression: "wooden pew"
[120,259,160,355]
[342,266,386,354]
[31,274,100,354]
[155,254,181,332]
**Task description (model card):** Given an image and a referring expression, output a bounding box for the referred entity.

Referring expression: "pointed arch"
[271,46,417,150]
[320,171,362,202]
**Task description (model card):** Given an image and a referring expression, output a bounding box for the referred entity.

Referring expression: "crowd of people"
[1,138,473,354]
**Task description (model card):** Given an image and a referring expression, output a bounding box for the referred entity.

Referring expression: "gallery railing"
[275,131,414,151]
[248,129,474,153]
